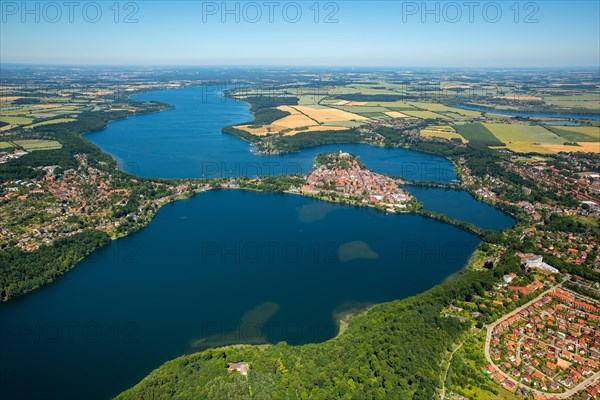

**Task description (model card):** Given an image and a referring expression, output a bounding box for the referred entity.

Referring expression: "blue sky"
[1,1,599,66]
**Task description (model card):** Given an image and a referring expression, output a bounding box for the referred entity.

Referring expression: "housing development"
[487,284,599,398]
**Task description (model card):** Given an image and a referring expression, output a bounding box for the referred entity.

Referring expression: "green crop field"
[408,102,482,117]
[13,139,63,151]
[483,123,564,145]
[0,116,34,125]
[322,120,365,128]
[0,141,16,149]
[453,122,504,145]
[402,110,451,120]
[356,112,389,120]
[367,101,418,109]
[546,125,600,142]
[27,118,76,128]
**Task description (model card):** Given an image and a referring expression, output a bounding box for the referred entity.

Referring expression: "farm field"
[408,102,483,118]
[283,125,349,135]
[453,123,504,145]
[27,118,76,128]
[0,141,16,149]
[12,139,63,151]
[332,105,391,113]
[366,101,418,109]
[546,125,600,142]
[420,127,465,142]
[483,123,565,147]
[479,122,600,153]
[542,93,600,109]
[234,104,360,136]
[383,111,411,118]
[0,116,34,125]
[401,110,451,120]
[293,105,368,123]
[538,142,600,153]
[321,120,364,127]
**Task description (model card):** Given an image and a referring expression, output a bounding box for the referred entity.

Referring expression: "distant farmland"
[453,123,504,145]
[546,125,600,142]
[13,139,62,151]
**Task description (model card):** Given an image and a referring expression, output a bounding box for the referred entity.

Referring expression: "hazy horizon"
[1,1,599,67]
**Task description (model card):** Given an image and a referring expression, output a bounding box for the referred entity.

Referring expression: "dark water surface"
[1,86,514,400]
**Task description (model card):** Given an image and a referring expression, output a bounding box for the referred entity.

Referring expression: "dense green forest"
[250,108,291,126]
[0,229,110,301]
[222,125,262,143]
[241,96,299,112]
[256,129,364,154]
[116,253,521,400]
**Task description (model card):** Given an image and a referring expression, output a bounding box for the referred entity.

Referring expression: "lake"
[406,186,515,231]
[1,86,514,400]
[85,86,457,182]
[0,190,481,400]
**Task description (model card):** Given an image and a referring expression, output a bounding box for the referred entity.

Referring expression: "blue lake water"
[406,186,515,231]
[1,86,514,400]
[85,87,457,182]
[0,190,481,400]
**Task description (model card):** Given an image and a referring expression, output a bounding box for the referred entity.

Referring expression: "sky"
[1,0,599,67]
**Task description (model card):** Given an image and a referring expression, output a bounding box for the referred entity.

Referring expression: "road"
[440,334,468,400]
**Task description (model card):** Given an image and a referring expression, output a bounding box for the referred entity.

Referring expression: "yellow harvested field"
[540,142,600,153]
[0,96,23,101]
[421,129,465,142]
[402,110,450,120]
[236,122,349,137]
[277,106,299,113]
[490,142,600,154]
[334,100,350,105]
[274,114,316,129]
[384,111,411,118]
[30,104,64,109]
[235,125,277,136]
[293,105,368,123]
[345,101,368,106]
[235,105,358,137]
